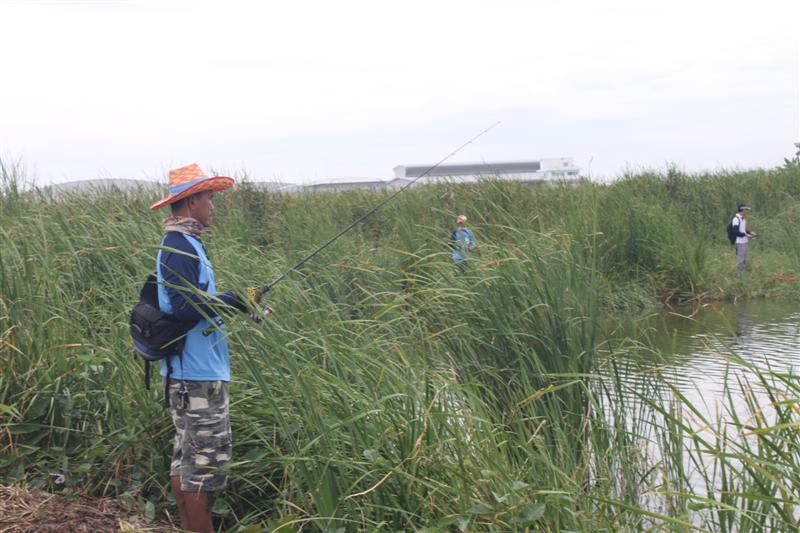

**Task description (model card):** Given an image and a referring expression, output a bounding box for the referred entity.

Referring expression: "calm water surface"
[607,299,800,522]
[613,299,800,401]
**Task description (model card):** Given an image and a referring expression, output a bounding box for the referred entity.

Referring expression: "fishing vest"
[452,228,476,260]
[157,234,230,382]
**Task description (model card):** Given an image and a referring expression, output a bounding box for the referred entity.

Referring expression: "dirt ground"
[0,485,177,533]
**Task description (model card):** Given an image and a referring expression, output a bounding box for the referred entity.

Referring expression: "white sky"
[1,0,798,184]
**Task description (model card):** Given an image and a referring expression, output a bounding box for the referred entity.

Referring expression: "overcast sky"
[1,0,798,185]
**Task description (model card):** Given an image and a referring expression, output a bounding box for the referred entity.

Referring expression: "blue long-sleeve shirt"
[159,232,244,320]
[157,232,244,381]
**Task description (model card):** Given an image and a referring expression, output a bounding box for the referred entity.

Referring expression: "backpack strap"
[164,357,173,408]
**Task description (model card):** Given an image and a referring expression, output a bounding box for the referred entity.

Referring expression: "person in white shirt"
[731,203,757,273]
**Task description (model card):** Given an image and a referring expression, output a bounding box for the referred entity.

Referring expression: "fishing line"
[257,121,501,296]
[794,41,800,160]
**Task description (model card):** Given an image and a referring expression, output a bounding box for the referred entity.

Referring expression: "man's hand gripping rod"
[244,122,501,304]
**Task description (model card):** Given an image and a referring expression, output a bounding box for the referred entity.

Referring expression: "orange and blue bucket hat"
[150,163,234,210]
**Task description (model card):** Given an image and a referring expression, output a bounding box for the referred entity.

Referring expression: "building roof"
[396,160,545,178]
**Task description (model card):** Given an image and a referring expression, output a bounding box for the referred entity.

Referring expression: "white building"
[393,158,580,183]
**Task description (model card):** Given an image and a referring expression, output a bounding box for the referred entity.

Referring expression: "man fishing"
[730,203,756,274]
[149,163,261,533]
[451,214,478,272]
[133,128,496,531]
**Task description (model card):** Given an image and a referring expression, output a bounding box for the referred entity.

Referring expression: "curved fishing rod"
[257,121,501,296]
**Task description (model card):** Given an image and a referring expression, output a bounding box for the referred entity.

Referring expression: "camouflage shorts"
[167,380,232,492]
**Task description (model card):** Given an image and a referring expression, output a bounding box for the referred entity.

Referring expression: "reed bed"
[3,162,800,531]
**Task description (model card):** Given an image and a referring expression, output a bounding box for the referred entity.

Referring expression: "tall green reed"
[4,162,800,530]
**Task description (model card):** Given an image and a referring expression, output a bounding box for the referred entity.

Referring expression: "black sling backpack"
[130,274,197,406]
[726,214,740,246]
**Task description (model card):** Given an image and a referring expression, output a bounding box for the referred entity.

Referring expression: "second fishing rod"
[244,122,501,304]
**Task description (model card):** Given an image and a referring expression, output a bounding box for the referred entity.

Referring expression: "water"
[611,299,800,396]
[605,299,800,525]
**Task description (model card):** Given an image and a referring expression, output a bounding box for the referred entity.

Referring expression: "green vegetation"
[3,161,800,531]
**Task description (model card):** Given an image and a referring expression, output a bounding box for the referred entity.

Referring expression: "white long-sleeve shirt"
[731,214,748,244]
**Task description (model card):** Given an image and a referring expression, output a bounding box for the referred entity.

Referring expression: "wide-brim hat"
[150,163,234,210]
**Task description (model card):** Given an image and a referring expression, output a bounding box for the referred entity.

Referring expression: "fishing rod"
[255,121,501,297]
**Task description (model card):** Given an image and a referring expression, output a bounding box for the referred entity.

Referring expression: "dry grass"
[0,485,176,533]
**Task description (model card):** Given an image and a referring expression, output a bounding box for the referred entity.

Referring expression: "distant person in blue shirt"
[451,214,478,272]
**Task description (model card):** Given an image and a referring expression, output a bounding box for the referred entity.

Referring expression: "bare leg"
[171,475,214,533]
[171,476,189,527]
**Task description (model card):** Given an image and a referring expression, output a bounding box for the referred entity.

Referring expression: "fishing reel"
[243,286,272,322]
[245,286,264,305]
